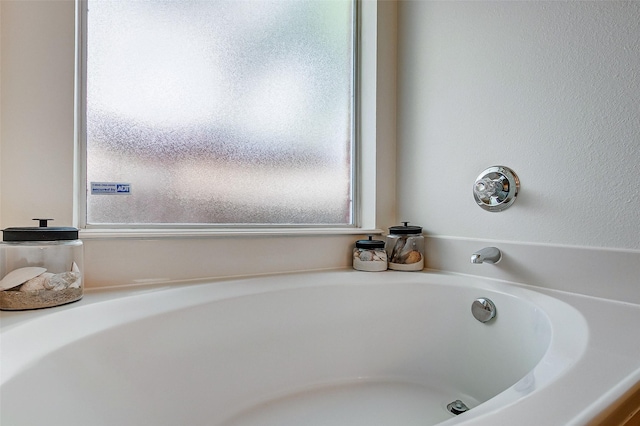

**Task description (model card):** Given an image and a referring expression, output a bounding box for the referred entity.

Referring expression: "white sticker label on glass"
[91,182,131,195]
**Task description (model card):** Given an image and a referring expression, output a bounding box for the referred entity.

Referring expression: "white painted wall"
[0,1,3,227]
[1,0,76,227]
[397,1,640,250]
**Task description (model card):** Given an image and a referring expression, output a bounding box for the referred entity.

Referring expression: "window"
[83,0,355,226]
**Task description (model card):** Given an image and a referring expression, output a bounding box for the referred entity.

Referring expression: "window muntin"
[84,0,355,226]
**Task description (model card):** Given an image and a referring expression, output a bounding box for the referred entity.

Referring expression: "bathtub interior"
[0,274,585,426]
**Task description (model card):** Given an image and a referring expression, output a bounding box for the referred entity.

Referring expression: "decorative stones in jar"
[0,219,84,310]
[386,222,424,271]
[353,236,387,272]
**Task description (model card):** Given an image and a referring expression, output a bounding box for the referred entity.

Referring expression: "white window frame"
[75,0,390,239]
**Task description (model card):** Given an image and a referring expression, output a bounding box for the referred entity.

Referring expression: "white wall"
[0,1,3,227]
[1,0,76,227]
[397,1,640,250]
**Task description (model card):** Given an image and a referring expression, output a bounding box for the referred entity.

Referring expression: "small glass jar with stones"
[353,236,387,272]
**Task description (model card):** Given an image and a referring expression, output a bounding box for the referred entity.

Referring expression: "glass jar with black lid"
[386,222,424,271]
[353,236,387,272]
[0,219,83,310]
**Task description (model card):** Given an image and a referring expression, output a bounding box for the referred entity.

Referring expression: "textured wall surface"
[397,1,640,249]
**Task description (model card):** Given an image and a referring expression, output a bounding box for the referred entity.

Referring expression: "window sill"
[79,227,384,240]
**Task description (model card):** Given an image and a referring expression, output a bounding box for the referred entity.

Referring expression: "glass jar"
[353,236,387,272]
[0,219,84,310]
[386,222,424,271]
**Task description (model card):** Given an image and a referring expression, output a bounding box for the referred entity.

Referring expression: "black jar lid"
[2,219,79,242]
[389,221,423,235]
[355,235,385,249]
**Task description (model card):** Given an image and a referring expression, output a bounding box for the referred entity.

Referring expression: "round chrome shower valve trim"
[473,166,519,212]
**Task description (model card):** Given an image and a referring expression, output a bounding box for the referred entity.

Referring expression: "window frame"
[75,0,384,238]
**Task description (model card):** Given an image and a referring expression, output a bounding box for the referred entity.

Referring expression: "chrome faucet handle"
[473,166,519,212]
[473,177,502,199]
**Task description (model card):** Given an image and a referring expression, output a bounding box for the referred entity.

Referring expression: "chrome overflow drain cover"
[447,400,470,415]
[472,297,497,323]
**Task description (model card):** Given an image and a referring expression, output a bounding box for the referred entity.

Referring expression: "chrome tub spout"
[471,247,502,264]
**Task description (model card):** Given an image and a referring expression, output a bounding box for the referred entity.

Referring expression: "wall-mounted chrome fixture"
[470,247,502,264]
[473,166,519,212]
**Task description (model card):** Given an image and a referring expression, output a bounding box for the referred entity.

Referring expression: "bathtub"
[0,270,637,425]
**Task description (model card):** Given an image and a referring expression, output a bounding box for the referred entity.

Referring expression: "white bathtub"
[1,270,636,425]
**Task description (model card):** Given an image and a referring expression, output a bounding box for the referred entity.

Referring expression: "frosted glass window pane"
[85,0,354,225]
